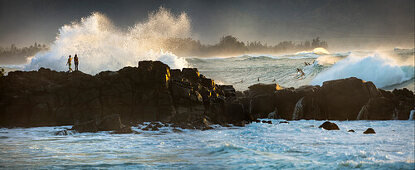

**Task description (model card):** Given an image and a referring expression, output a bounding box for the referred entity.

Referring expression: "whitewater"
[17,8,413,91]
[0,120,414,169]
[187,48,414,91]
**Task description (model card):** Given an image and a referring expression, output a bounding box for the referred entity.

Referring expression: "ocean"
[186,48,414,91]
[1,48,414,169]
[0,120,414,169]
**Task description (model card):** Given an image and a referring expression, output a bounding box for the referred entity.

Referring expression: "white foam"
[24,8,191,74]
[312,53,414,88]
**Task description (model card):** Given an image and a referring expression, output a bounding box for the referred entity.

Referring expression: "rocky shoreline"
[0,61,414,133]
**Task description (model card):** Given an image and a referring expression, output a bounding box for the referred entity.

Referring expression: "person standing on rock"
[74,54,79,71]
[66,55,72,72]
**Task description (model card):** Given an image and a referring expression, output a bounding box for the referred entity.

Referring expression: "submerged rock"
[363,128,376,134]
[348,129,355,132]
[54,129,75,135]
[318,121,340,130]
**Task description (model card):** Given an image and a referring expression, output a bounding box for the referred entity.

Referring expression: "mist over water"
[24,8,190,74]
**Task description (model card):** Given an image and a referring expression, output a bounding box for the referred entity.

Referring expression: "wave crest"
[312,53,414,88]
[25,8,191,74]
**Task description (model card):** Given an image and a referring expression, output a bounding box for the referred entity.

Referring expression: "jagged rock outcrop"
[0,61,413,132]
[0,61,245,131]
[243,77,414,121]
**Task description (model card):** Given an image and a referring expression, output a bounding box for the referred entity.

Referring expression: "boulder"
[182,68,200,82]
[319,77,381,120]
[318,121,340,130]
[363,128,376,134]
[347,129,355,132]
[71,120,98,133]
[97,114,124,131]
[247,83,282,97]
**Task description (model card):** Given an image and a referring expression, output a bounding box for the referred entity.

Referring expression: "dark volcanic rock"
[71,114,130,133]
[71,120,98,133]
[363,128,376,134]
[0,61,245,130]
[318,121,340,130]
[319,78,382,120]
[1,61,414,131]
[357,97,395,120]
[348,129,355,132]
[97,114,124,131]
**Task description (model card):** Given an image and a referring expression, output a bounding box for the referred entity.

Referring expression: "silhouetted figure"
[297,68,305,77]
[74,54,79,71]
[272,79,276,82]
[257,77,260,82]
[66,55,72,72]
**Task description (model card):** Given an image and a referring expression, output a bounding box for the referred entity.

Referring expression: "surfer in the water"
[296,68,305,78]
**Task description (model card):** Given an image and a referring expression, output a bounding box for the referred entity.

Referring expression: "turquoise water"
[0,120,414,169]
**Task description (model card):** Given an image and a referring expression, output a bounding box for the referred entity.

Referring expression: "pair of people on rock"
[66,54,79,72]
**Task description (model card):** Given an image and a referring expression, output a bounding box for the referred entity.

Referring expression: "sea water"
[186,49,414,91]
[0,120,414,169]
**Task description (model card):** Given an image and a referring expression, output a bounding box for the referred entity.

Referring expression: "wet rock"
[172,128,183,133]
[233,120,247,127]
[111,126,134,134]
[348,129,355,132]
[97,114,124,131]
[54,129,74,135]
[261,120,272,124]
[318,121,340,130]
[279,121,289,124]
[247,83,282,97]
[1,61,414,131]
[357,97,395,120]
[218,85,236,97]
[319,77,382,120]
[268,111,277,119]
[250,95,276,118]
[363,128,376,134]
[71,120,98,133]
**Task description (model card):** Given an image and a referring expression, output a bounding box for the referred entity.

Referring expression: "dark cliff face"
[0,61,414,129]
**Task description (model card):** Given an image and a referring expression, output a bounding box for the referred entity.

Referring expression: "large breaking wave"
[311,53,414,88]
[25,8,190,74]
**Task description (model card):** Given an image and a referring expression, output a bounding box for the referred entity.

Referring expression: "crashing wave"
[24,8,191,74]
[311,53,414,88]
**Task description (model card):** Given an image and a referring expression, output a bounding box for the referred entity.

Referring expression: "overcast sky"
[0,0,413,50]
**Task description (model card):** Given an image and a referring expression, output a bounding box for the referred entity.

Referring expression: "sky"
[0,0,414,50]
